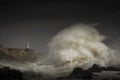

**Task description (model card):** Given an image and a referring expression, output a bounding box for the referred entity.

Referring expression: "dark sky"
[0,1,120,53]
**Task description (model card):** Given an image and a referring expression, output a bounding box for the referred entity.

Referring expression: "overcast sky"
[0,1,120,53]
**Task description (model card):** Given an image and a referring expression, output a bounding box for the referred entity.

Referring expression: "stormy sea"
[0,1,120,80]
[0,24,120,80]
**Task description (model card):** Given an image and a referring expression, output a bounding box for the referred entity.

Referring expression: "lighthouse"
[26,42,30,50]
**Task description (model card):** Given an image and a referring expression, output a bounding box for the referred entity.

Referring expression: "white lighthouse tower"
[26,42,30,49]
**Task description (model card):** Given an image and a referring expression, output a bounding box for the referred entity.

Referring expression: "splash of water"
[0,23,120,78]
[46,24,112,69]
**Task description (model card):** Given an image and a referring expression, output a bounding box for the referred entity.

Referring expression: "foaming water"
[46,24,111,68]
[0,23,120,77]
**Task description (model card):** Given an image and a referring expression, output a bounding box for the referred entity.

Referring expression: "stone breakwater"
[0,47,37,62]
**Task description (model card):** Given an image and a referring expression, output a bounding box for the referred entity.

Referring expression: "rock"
[0,67,23,80]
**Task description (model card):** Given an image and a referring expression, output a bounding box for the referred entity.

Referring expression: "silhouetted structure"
[0,67,23,80]
[62,64,120,79]
[66,67,94,79]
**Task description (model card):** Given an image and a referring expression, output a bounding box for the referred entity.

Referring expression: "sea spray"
[46,24,111,69]
[0,23,120,78]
